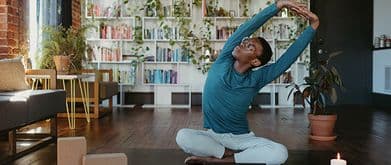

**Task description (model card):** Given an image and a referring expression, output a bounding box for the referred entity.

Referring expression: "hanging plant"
[193,0,202,7]
[240,0,249,17]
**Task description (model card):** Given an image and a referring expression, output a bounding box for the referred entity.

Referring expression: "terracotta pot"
[308,114,337,141]
[53,55,70,75]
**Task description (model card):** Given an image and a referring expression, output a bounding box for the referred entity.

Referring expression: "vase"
[308,114,337,141]
[53,55,70,75]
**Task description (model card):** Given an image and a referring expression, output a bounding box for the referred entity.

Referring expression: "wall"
[373,0,391,95]
[0,0,27,59]
[373,0,391,39]
[311,0,373,105]
[372,0,391,107]
[72,0,81,29]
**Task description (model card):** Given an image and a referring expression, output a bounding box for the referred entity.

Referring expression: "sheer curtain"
[29,0,62,68]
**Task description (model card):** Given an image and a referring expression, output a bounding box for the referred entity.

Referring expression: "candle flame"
[337,153,340,159]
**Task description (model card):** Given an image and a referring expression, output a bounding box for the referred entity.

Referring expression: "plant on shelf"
[40,24,95,74]
[144,0,162,17]
[206,0,216,17]
[193,0,202,7]
[287,51,344,141]
[132,16,148,62]
[240,0,249,17]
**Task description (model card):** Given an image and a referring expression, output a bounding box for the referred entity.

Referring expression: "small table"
[26,74,92,129]
[58,75,92,129]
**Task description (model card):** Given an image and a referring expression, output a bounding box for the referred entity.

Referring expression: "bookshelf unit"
[82,0,310,108]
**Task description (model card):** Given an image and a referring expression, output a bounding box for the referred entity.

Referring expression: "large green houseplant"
[39,25,93,74]
[287,51,344,141]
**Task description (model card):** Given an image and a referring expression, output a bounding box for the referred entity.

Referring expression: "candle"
[330,153,347,165]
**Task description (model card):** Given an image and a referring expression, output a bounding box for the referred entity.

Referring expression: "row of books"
[90,46,121,62]
[216,26,238,40]
[87,2,121,17]
[113,69,137,85]
[100,23,133,39]
[144,69,178,84]
[144,27,183,40]
[145,5,191,17]
[152,47,189,62]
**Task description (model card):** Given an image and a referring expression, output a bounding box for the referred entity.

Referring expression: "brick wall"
[72,0,81,29]
[0,0,26,59]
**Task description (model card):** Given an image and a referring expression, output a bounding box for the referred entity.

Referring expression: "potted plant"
[40,25,94,74]
[287,51,344,141]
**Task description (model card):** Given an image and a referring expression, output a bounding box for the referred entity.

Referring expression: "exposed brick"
[0,31,7,38]
[8,8,18,17]
[7,15,18,25]
[0,24,7,30]
[0,0,10,5]
[0,16,6,23]
[10,0,18,6]
[72,0,81,29]
[0,38,7,45]
[8,24,17,33]
[0,6,7,13]
[0,0,26,59]
[0,46,10,54]
[7,38,15,46]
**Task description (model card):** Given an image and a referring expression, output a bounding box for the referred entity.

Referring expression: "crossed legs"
[176,128,288,165]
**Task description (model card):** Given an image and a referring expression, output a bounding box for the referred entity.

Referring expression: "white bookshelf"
[82,0,310,108]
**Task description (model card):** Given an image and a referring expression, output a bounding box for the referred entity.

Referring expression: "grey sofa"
[0,69,66,163]
[0,90,66,132]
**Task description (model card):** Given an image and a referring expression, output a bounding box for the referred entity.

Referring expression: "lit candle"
[330,153,347,165]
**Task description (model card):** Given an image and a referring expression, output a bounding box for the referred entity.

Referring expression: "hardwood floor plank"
[0,105,389,165]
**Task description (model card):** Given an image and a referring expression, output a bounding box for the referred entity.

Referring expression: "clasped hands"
[276,0,319,29]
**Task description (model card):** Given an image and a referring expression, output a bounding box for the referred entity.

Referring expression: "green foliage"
[192,0,202,7]
[39,25,95,73]
[287,51,344,115]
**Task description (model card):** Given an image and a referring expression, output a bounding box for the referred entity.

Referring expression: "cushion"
[0,57,29,91]
[0,90,66,123]
[0,95,28,132]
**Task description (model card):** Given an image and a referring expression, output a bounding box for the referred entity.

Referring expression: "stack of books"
[156,47,190,62]
[144,69,178,84]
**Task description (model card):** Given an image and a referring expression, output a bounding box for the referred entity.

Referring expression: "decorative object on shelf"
[229,10,236,17]
[374,34,390,49]
[240,0,249,17]
[40,25,95,74]
[144,0,162,17]
[287,51,344,141]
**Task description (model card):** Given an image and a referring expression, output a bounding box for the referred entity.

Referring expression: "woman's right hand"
[276,0,307,13]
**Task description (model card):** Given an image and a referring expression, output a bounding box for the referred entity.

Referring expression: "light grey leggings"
[176,128,288,165]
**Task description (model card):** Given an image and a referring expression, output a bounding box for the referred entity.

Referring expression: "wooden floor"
[1,105,390,165]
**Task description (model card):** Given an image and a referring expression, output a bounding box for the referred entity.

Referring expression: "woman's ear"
[251,59,261,67]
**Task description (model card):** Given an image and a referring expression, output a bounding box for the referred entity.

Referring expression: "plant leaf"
[319,93,326,108]
[328,50,343,59]
[330,87,337,104]
[287,87,296,101]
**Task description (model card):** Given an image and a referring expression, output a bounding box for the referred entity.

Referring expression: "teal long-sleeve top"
[202,3,316,134]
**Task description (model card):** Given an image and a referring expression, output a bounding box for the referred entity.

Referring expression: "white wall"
[373,0,391,95]
[373,0,391,39]
[373,50,391,94]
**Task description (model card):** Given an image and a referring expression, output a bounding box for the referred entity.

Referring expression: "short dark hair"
[256,37,273,66]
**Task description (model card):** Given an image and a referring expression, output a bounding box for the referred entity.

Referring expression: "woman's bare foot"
[184,156,234,165]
